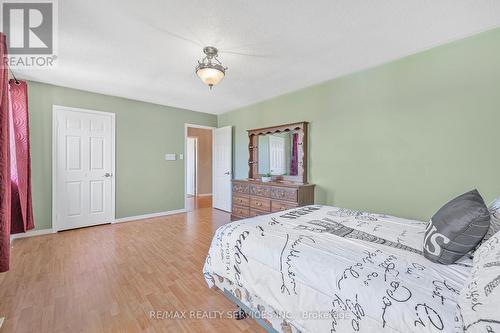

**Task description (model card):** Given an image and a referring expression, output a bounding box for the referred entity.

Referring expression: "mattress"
[203,205,473,332]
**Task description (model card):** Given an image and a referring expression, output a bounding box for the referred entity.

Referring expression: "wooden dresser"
[231,179,315,221]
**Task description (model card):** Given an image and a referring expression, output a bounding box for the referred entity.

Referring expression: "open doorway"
[185,124,214,211]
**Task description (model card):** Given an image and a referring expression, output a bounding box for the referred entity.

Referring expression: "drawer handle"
[256,202,262,206]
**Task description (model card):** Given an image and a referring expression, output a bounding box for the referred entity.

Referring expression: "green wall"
[28,81,217,230]
[219,28,500,221]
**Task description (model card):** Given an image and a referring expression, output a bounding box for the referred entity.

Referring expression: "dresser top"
[232,178,315,188]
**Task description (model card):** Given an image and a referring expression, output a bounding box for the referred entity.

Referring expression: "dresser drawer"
[232,205,250,218]
[232,182,250,194]
[250,197,271,211]
[249,209,269,217]
[271,187,298,202]
[249,184,271,197]
[271,200,298,212]
[232,195,249,207]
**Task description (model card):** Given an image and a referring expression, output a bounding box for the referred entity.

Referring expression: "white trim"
[52,105,116,232]
[184,123,215,210]
[186,136,198,196]
[185,124,216,130]
[10,228,55,240]
[10,209,186,239]
[197,193,212,197]
[113,209,187,224]
[52,104,116,117]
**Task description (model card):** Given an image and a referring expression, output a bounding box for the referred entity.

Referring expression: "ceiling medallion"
[195,46,227,89]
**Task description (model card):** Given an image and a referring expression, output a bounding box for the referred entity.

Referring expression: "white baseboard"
[10,228,55,240]
[113,208,187,224]
[9,210,187,240]
[197,193,212,197]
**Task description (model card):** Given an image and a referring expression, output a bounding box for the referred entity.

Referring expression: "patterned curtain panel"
[9,80,34,234]
[0,33,11,273]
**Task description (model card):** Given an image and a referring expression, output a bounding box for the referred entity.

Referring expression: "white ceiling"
[17,0,500,114]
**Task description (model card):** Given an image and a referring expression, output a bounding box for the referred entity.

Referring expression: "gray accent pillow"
[423,190,490,265]
[480,197,500,245]
[456,231,500,332]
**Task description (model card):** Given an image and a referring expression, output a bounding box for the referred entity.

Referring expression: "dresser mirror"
[231,121,312,220]
[248,122,308,183]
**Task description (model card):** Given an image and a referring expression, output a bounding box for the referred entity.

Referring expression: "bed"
[203,205,473,333]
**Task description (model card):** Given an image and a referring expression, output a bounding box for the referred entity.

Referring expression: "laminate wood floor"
[0,197,266,333]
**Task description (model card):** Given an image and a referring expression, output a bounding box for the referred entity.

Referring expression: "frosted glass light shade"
[196,66,225,88]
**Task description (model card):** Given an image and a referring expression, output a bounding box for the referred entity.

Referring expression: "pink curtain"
[290,132,298,176]
[0,33,11,272]
[9,80,34,234]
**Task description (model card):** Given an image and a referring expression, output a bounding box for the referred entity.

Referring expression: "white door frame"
[184,124,215,209]
[52,105,116,231]
[186,136,198,196]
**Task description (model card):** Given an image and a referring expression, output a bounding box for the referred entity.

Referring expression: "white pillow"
[457,230,500,332]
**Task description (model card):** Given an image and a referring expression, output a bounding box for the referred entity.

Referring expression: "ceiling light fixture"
[196,46,227,89]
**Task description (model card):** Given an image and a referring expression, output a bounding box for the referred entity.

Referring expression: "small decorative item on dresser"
[261,173,272,182]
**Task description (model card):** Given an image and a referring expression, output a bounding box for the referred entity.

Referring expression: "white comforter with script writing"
[203,205,472,333]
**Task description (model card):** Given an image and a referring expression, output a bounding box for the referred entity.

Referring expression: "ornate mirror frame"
[247,121,308,184]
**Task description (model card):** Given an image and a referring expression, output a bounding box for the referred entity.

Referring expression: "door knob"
[224,171,231,175]
[104,172,113,177]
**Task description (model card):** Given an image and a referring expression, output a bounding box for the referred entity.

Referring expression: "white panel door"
[53,106,115,231]
[269,135,285,175]
[213,126,232,212]
[186,137,197,196]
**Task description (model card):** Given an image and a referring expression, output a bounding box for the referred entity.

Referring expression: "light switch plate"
[164,153,176,161]
[179,154,184,160]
